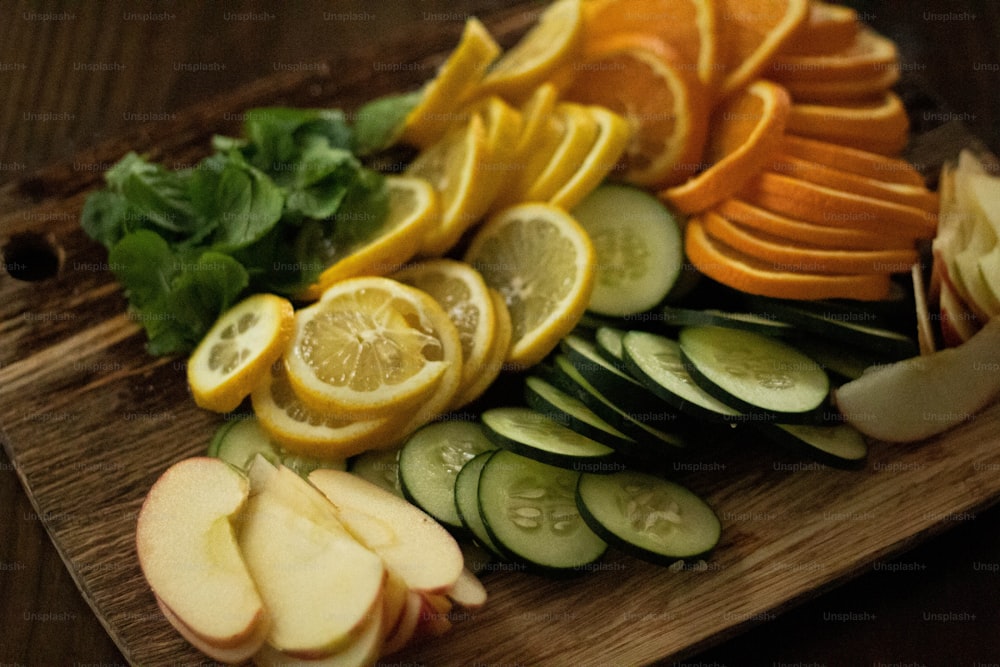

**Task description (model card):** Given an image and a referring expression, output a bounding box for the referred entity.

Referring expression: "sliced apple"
[253,602,384,667]
[834,317,1000,442]
[240,458,385,658]
[135,457,268,663]
[308,469,464,594]
[380,591,423,657]
[445,567,488,610]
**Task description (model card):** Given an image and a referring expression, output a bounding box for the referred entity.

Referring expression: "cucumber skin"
[753,422,868,470]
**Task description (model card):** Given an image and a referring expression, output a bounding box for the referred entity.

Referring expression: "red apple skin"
[932,248,984,346]
[156,595,267,664]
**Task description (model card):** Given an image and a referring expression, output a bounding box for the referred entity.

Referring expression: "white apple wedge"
[135,457,268,663]
[445,567,488,610]
[835,317,1000,442]
[252,603,385,667]
[240,457,385,659]
[307,468,465,594]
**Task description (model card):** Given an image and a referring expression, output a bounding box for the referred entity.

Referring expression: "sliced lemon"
[549,105,632,210]
[299,175,440,301]
[450,287,513,409]
[406,114,490,257]
[463,203,596,368]
[517,102,601,205]
[284,276,460,418]
[251,359,397,459]
[187,293,294,413]
[393,258,498,404]
[510,82,561,165]
[477,0,584,102]
[400,17,501,149]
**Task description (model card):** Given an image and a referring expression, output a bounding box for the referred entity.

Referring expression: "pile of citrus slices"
[188,0,938,462]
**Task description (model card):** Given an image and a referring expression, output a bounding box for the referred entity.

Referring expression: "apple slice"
[253,601,384,667]
[308,469,464,594]
[834,317,1000,442]
[135,457,268,663]
[445,567,488,610]
[240,458,385,658]
[380,591,423,657]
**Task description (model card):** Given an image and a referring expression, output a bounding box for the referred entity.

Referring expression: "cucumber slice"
[398,420,497,530]
[576,470,721,565]
[620,330,742,422]
[454,450,508,558]
[210,417,281,472]
[660,305,795,337]
[523,375,636,450]
[572,183,683,316]
[759,422,868,469]
[789,336,885,384]
[348,447,403,497]
[542,354,691,463]
[560,334,662,412]
[480,406,618,473]
[678,326,831,422]
[594,326,628,367]
[477,449,607,571]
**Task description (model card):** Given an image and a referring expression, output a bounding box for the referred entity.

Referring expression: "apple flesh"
[239,457,386,658]
[834,317,1000,442]
[135,457,268,663]
[307,468,466,594]
[252,603,384,667]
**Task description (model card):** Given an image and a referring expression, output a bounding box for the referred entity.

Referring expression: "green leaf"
[118,157,200,235]
[108,230,177,308]
[80,190,131,248]
[243,107,353,175]
[351,90,422,156]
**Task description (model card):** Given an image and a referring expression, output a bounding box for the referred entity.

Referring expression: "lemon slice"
[407,114,490,257]
[393,258,498,403]
[400,17,501,149]
[450,288,513,409]
[549,105,632,210]
[299,175,440,301]
[510,82,561,164]
[284,276,461,418]
[187,293,294,413]
[463,203,596,368]
[478,0,584,102]
[251,360,397,459]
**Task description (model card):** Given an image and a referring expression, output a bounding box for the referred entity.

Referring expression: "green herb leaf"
[351,90,422,156]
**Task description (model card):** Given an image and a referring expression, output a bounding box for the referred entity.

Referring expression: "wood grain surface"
[2,1,1000,665]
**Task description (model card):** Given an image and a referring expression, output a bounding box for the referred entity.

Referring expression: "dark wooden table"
[1,1,999,665]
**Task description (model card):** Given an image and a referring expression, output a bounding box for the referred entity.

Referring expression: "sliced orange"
[406,114,491,256]
[714,198,915,250]
[785,91,910,155]
[400,18,501,149]
[701,209,919,274]
[187,293,295,413]
[392,258,498,405]
[659,79,791,214]
[778,0,859,56]
[251,360,399,459]
[299,175,440,301]
[768,152,939,212]
[284,276,460,419]
[780,134,927,187]
[713,0,810,97]
[549,104,632,210]
[557,31,710,187]
[477,0,584,102]
[741,171,938,239]
[779,67,900,105]
[580,0,720,90]
[463,202,595,368]
[770,27,897,81]
[685,215,894,301]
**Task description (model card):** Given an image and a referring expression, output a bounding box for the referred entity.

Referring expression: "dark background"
[1,1,999,665]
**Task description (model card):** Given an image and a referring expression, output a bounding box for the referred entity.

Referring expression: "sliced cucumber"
[209,417,281,471]
[348,447,403,497]
[398,420,497,530]
[758,422,868,469]
[560,333,662,412]
[660,305,795,337]
[576,470,721,565]
[477,449,607,571]
[594,326,628,367]
[789,336,886,384]
[678,326,830,422]
[454,450,508,558]
[480,406,618,473]
[620,330,742,422]
[542,354,691,464]
[523,375,636,451]
[572,183,684,317]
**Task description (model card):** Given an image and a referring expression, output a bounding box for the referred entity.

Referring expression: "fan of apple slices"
[135,456,486,665]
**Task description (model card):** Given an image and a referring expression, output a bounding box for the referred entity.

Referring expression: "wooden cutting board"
[2,6,998,665]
